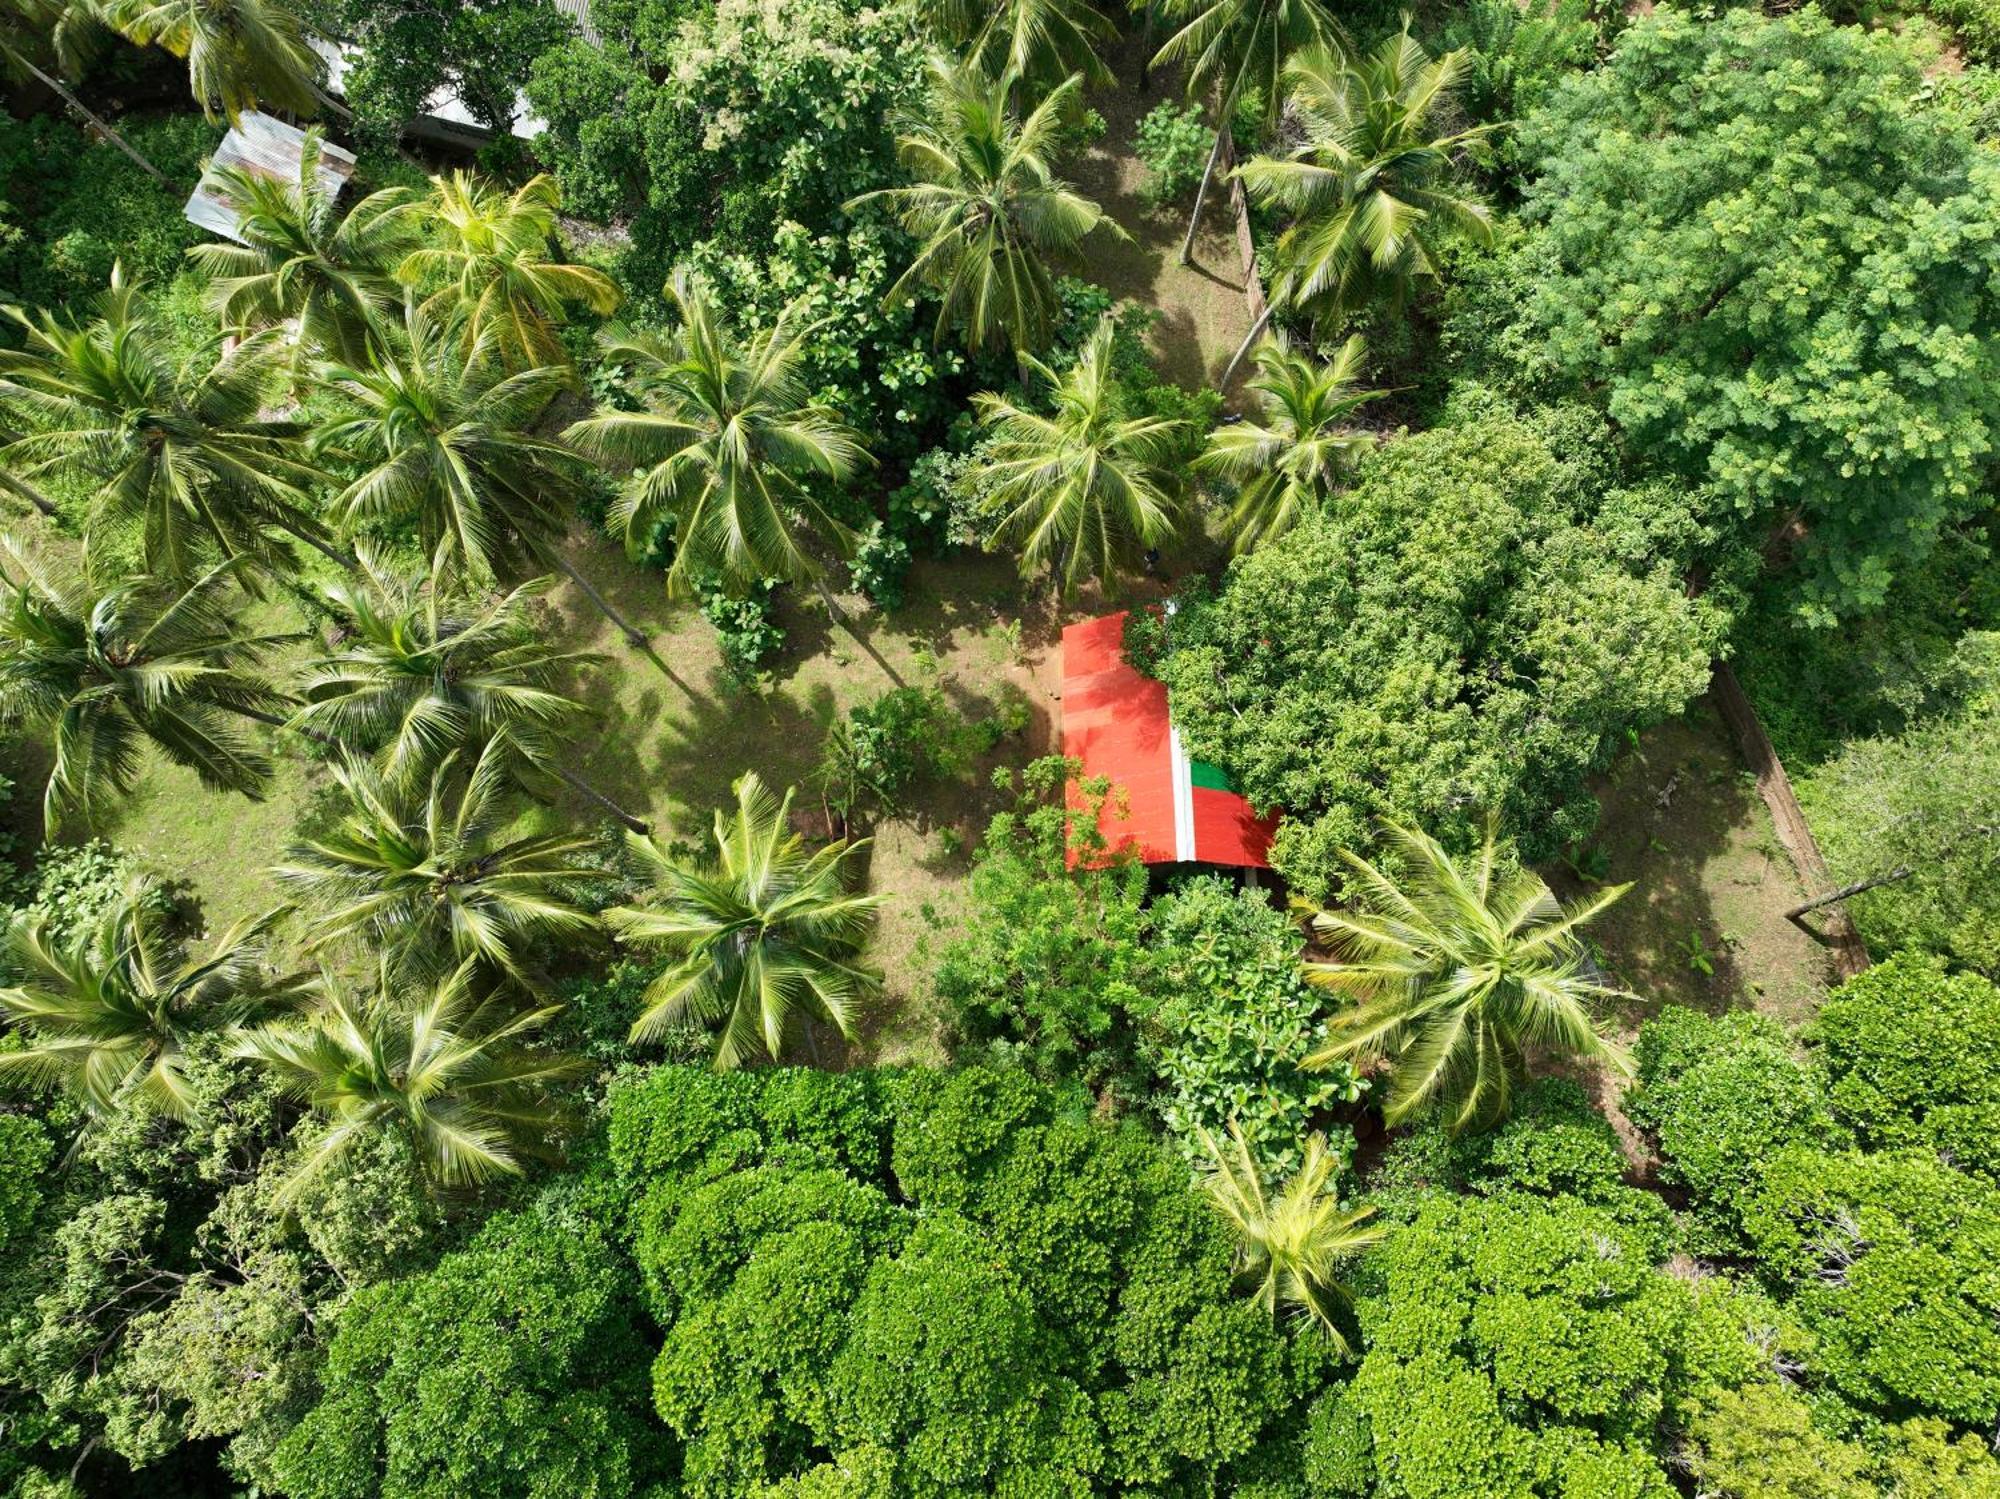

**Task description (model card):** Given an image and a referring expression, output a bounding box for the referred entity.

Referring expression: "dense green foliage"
[1149,392,1722,894]
[1510,8,2000,623]
[1,0,1997,1492]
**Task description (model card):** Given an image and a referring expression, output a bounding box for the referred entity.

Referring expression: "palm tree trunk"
[1180,111,1232,268]
[20,58,167,184]
[811,575,904,687]
[550,763,649,835]
[1219,302,1275,389]
[274,516,360,571]
[234,705,335,748]
[550,553,698,698]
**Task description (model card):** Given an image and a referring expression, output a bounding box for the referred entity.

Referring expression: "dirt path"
[1067,37,1256,391]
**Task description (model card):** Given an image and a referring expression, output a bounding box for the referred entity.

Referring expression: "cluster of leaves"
[692,571,785,683]
[1133,101,1214,207]
[1630,970,2000,1440]
[1149,389,1725,897]
[1506,8,2000,623]
[1139,877,1361,1176]
[605,1063,1303,1493]
[814,684,969,827]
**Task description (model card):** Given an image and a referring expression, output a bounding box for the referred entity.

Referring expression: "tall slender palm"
[276,738,603,983]
[1198,1123,1384,1348]
[234,956,585,1194]
[0,879,305,1120]
[311,305,659,647]
[0,269,342,574]
[189,134,418,371]
[1196,332,1382,553]
[1227,30,1495,382]
[102,0,325,123]
[565,269,872,613]
[0,539,295,831]
[605,772,882,1069]
[846,59,1125,356]
[971,315,1183,595]
[291,559,647,831]
[0,0,164,182]
[397,173,620,373]
[1302,817,1633,1133]
[1151,0,1346,265]
[971,0,1115,90]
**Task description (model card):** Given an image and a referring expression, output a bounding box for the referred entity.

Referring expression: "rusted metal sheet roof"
[183,112,358,245]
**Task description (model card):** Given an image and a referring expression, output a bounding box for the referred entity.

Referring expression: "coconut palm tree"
[1302,817,1633,1133]
[312,306,667,670]
[1226,29,1496,382]
[276,737,603,983]
[0,0,164,182]
[1198,1122,1383,1348]
[1196,332,1383,553]
[1151,0,1346,265]
[234,955,585,1194]
[970,0,1115,90]
[0,539,296,831]
[846,58,1125,356]
[605,771,882,1069]
[291,558,647,831]
[189,134,418,371]
[565,269,880,659]
[102,0,326,123]
[397,172,620,372]
[0,269,343,574]
[970,315,1183,595]
[0,878,306,1120]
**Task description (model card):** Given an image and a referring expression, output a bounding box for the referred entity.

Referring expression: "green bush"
[933,759,1151,1093]
[1139,877,1360,1177]
[1809,951,2000,1180]
[1134,102,1214,206]
[1627,1008,1841,1255]
[692,572,784,681]
[0,114,216,309]
[1153,390,1723,896]
[609,1063,1296,1492]
[1742,1147,2000,1429]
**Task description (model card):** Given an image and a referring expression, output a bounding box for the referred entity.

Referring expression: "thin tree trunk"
[1180,106,1232,267]
[1138,2,1157,92]
[812,575,904,687]
[22,59,167,184]
[1219,302,1275,389]
[274,515,360,571]
[1786,868,1912,928]
[551,552,697,697]
[235,705,336,748]
[551,763,649,834]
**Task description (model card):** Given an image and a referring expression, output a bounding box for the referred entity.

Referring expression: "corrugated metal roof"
[182,112,357,245]
[1060,611,1277,869]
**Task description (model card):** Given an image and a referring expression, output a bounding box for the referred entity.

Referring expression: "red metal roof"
[1060,611,1277,868]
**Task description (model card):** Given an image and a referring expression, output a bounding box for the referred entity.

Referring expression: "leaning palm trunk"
[1219,302,1276,389]
[12,52,166,182]
[549,552,694,699]
[1179,77,1240,266]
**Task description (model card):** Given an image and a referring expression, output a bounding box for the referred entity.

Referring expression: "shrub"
[932,760,1151,1093]
[1809,951,2000,1180]
[848,519,912,609]
[1139,877,1360,1177]
[1627,1008,1841,1255]
[1741,1147,2000,1429]
[693,572,784,681]
[1135,103,1214,206]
